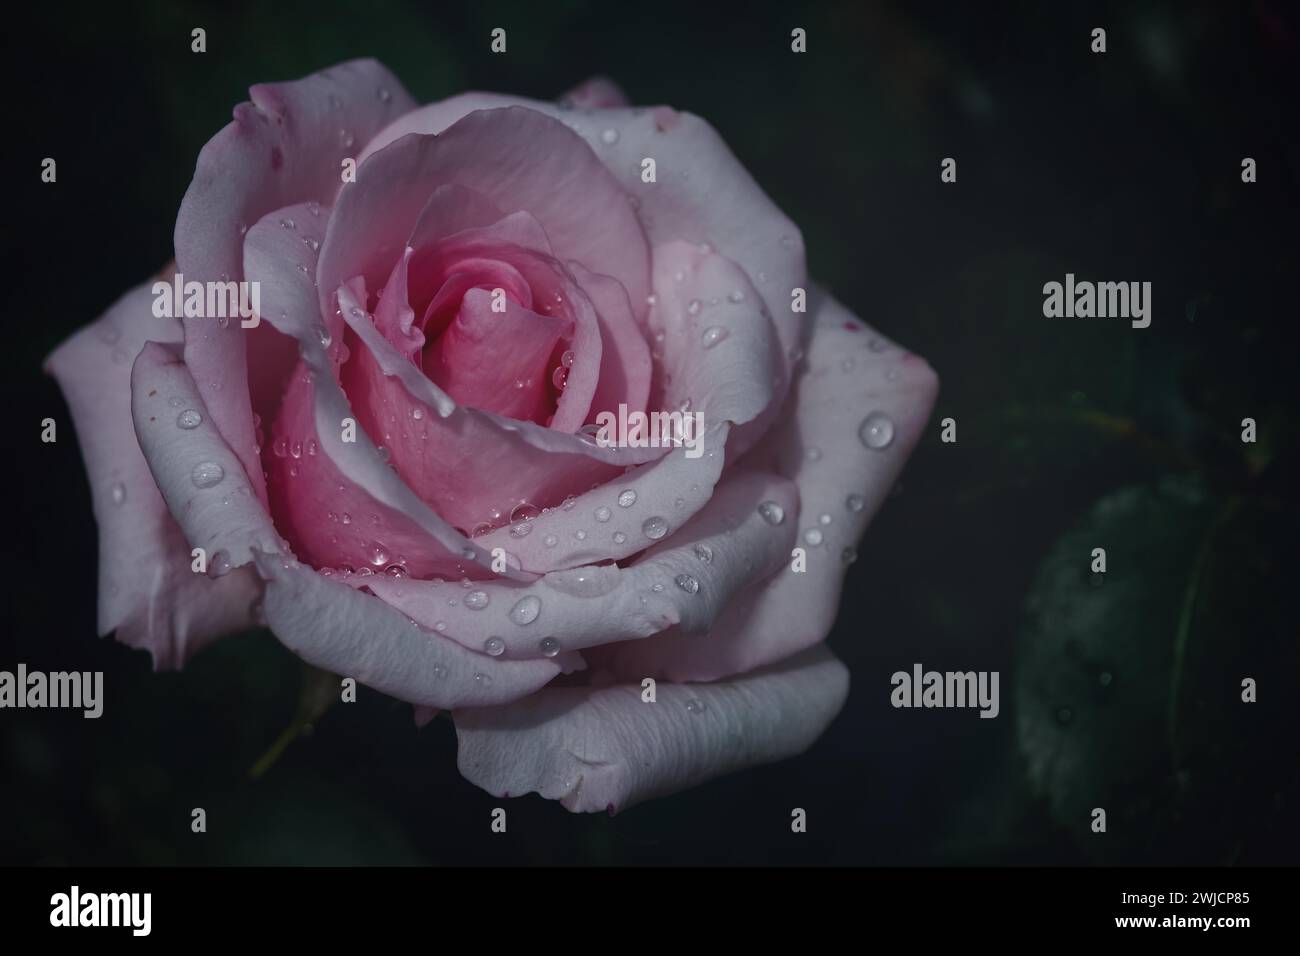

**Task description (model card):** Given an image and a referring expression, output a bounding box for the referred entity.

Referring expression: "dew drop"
[594,506,611,523]
[686,698,707,714]
[191,461,225,489]
[701,326,729,349]
[600,128,620,145]
[846,494,866,513]
[509,595,542,626]
[686,299,702,316]
[617,489,637,508]
[612,531,627,544]
[110,483,126,506]
[642,516,669,540]
[543,533,558,548]
[757,501,785,525]
[208,550,232,577]
[858,412,895,450]
[804,528,824,546]
[694,543,714,563]
[728,290,745,303]
[674,573,700,594]
[841,547,858,565]
[464,590,490,610]
[177,409,203,429]
[484,636,505,657]
[539,637,561,658]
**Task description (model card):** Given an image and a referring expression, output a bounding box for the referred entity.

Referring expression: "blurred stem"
[1167,495,1242,766]
[249,663,339,779]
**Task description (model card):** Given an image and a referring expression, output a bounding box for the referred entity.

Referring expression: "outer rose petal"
[253,551,564,708]
[454,643,849,813]
[175,59,417,512]
[351,469,796,658]
[596,288,939,682]
[559,76,630,109]
[44,281,262,668]
[131,342,285,566]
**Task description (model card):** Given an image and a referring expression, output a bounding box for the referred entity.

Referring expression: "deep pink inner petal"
[426,288,569,423]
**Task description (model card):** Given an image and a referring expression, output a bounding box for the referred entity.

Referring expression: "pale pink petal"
[573,264,652,418]
[647,240,780,435]
[175,60,417,510]
[472,422,729,572]
[352,469,796,658]
[454,643,849,813]
[45,280,263,668]
[364,94,805,422]
[559,76,630,109]
[597,289,939,682]
[130,341,285,567]
[252,551,563,708]
[326,107,649,323]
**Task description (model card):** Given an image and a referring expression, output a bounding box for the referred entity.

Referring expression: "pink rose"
[46,61,937,812]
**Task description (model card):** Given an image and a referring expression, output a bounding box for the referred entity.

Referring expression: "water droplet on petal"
[208,549,232,577]
[701,326,729,349]
[594,506,611,523]
[465,590,490,610]
[846,494,866,513]
[694,543,713,563]
[674,573,700,594]
[110,483,126,506]
[858,412,895,449]
[841,547,858,565]
[728,290,745,303]
[539,637,561,658]
[612,531,627,544]
[600,128,620,145]
[686,698,707,714]
[484,636,505,657]
[617,489,637,508]
[687,299,702,316]
[543,534,558,548]
[191,461,225,488]
[757,501,785,525]
[804,528,824,546]
[509,595,542,626]
[642,516,669,540]
[177,409,203,429]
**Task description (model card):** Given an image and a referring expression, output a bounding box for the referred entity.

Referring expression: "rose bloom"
[46,61,937,812]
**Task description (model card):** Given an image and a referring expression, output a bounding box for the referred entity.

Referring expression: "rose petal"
[243,215,520,579]
[454,643,849,813]
[321,107,649,332]
[425,287,569,423]
[648,240,780,433]
[596,288,939,682]
[252,551,563,708]
[572,263,652,418]
[131,341,285,567]
[45,280,262,668]
[473,421,730,572]
[352,469,796,658]
[175,59,416,510]
[364,93,805,421]
[559,76,630,109]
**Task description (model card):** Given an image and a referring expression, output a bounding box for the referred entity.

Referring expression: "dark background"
[3,0,1298,865]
